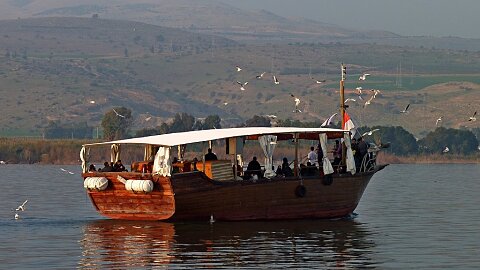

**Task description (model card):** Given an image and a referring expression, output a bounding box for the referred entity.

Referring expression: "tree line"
[40,108,479,158]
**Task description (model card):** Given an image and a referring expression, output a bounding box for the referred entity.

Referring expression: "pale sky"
[219,0,480,39]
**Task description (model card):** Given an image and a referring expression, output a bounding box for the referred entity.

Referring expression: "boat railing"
[359,148,380,172]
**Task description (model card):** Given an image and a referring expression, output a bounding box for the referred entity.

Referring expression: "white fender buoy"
[125,180,154,193]
[84,177,109,191]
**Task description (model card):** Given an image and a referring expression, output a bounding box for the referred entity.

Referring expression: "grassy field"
[0,17,479,138]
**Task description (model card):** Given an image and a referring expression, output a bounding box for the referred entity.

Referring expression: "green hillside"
[0,17,479,137]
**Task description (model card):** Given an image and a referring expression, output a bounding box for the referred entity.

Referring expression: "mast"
[340,63,346,127]
[340,63,347,169]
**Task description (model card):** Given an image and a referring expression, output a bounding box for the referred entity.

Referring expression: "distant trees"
[134,113,222,137]
[418,127,479,155]
[43,121,93,139]
[101,107,133,140]
[244,115,271,127]
[361,126,419,156]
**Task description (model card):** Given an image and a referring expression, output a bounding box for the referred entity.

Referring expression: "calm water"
[0,164,479,269]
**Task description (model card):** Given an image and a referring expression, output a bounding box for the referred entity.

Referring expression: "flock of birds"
[236,65,478,129]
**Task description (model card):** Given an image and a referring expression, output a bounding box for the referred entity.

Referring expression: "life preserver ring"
[295,185,306,197]
[323,174,333,186]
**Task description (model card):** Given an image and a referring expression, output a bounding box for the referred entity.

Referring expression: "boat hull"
[83,165,386,221]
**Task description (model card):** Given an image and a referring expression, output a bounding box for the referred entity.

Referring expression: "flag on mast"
[343,111,356,138]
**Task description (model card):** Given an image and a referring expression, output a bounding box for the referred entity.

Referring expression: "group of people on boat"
[88,160,127,172]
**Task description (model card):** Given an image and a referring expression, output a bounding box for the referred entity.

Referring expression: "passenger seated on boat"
[113,160,127,172]
[245,156,262,179]
[204,148,218,161]
[172,157,180,173]
[192,157,199,171]
[281,157,294,177]
[88,164,96,172]
[100,161,113,172]
[275,165,282,177]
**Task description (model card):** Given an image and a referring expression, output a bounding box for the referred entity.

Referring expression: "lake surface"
[0,164,479,269]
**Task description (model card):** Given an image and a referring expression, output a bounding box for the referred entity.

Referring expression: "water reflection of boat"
[79,220,377,269]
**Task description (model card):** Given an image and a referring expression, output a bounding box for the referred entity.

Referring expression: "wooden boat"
[80,126,387,221]
[80,64,388,221]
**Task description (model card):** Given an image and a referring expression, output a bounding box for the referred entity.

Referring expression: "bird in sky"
[89,100,95,104]
[344,98,356,104]
[321,113,337,127]
[60,168,75,175]
[436,116,443,126]
[468,111,477,121]
[400,104,410,113]
[113,108,125,118]
[265,114,277,119]
[362,129,380,137]
[15,213,19,220]
[223,102,229,106]
[256,72,266,79]
[357,95,363,101]
[145,116,152,121]
[315,79,326,84]
[15,200,28,212]
[236,81,248,91]
[355,87,363,95]
[443,146,450,153]
[273,75,280,85]
[359,73,370,81]
[235,66,242,72]
[372,89,381,99]
[290,94,301,113]
[364,95,374,108]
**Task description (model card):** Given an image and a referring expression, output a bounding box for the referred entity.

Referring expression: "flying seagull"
[443,146,450,153]
[355,87,363,95]
[265,114,277,119]
[236,81,248,91]
[273,75,280,85]
[290,94,301,113]
[235,66,242,72]
[15,200,28,212]
[89,100,95,104]
[364,95,374,108]
[15,213,19,220]
[468,111,477,121]
[256,72,266,79]
[344,98,356,104]
[362,129,380,137]
[113,108,125,118]
[359,73,370,81]
[145,116,152,121]
[372,89,381,99]
[436,116,443,126]
[321,113,337,127]
[60,168,75,175]
[223,102,229,106]
[315,79,326,84]
[400,104,410,113]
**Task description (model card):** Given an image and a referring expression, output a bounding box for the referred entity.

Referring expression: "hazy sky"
[219,0,480,39]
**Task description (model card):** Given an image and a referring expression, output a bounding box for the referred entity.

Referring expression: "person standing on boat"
[204,148,218,161]
[307,146,318,165]
[333,140,342,166]
[357,137,369,166]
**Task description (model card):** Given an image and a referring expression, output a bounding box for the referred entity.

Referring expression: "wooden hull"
[83,165,386,221]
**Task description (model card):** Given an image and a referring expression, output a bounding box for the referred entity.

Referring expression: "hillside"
[1,0,480,50]
[0,17,479,137]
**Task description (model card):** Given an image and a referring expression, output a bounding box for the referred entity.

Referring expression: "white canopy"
[83,127,347,147]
